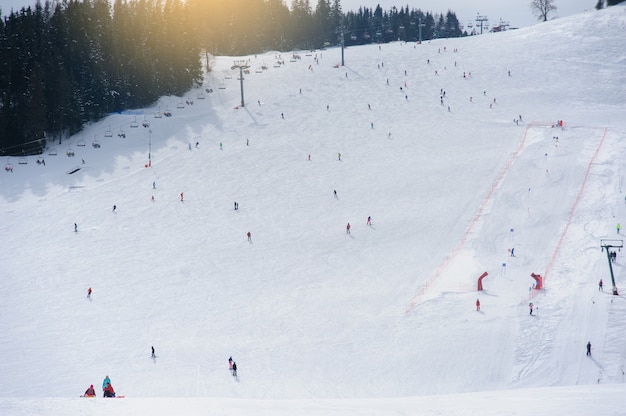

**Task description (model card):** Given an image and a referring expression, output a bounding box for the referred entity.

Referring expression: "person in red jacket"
[476,299,480,311]
[83,384,96,397]
[103,383,116,397]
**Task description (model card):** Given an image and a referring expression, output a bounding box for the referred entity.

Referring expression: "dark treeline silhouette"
[0,0,462,156]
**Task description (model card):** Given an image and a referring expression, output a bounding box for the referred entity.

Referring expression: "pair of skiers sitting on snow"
[102,376,116,397]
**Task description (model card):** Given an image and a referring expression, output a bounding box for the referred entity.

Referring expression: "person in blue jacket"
[102,375,111,394]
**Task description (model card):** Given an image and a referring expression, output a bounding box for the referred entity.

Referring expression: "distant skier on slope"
[232,361,238,377]
[586,341,592,356]
[346,222,351,234]
[599,279,603,291]
[476,299,480,311]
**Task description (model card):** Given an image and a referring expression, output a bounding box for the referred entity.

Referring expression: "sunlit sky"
[335,0,594,28]
[1,0,597,29]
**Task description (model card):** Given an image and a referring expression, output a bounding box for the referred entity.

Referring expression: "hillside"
[1,5,626,415]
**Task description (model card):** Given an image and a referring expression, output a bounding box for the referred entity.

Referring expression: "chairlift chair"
[5,159,13,172]
[48,147,58,156]
[92,138,101,148]
[197,92,206,99]
[66,146,75,157]
[77,138,86,147]
[177,101,185,109]
[130,116,139,128]
[104,126,113,137]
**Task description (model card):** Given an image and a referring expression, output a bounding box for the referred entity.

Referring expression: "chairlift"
[18,156,27,165]
[48,147,58,156]
[225,74,232,79]
[197,92,206,99]
[66,146,75,157]
[218,79,226,89]
[92,138,101,148]
[118,128,126,138]
[154,111,163,118]
[77,138,86,147]
[130,116,139,128]
[104,126,113,137]
[5,158,13,172]
[350,35,357,41]
[176,101,185,109]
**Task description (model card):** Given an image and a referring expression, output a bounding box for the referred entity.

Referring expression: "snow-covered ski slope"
[1,5,626,416]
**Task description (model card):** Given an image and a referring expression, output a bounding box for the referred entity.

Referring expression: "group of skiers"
[83,375,115,397]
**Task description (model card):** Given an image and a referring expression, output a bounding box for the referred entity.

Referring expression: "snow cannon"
[477,271,488,291]
[530,273,543,290]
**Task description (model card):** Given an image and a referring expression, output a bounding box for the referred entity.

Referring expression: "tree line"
[0,0,464,156]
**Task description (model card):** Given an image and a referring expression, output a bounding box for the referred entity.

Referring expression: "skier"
[151,346,156,358]
[228,356,233,374]
[367,216,372,226]
[87,287,92,298]
[153,181,156,189]
[232,361,238,377]
[83,384,96,397]
[511,248,515,257]
[180,192,184,202]
[586,341,592,356]
[599,279,603,291]
[338,152,341,161]
[102,375,111,396]
[103,383,116,398]
[220,142,223,150]
[247,231,252,242]
[529,302,534,315]
[617,223,621,234]
[334,189,337,198]
[112,205,117,213]
[74,223,78,232]
[346,222,351,234]
[476,299,480,311]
